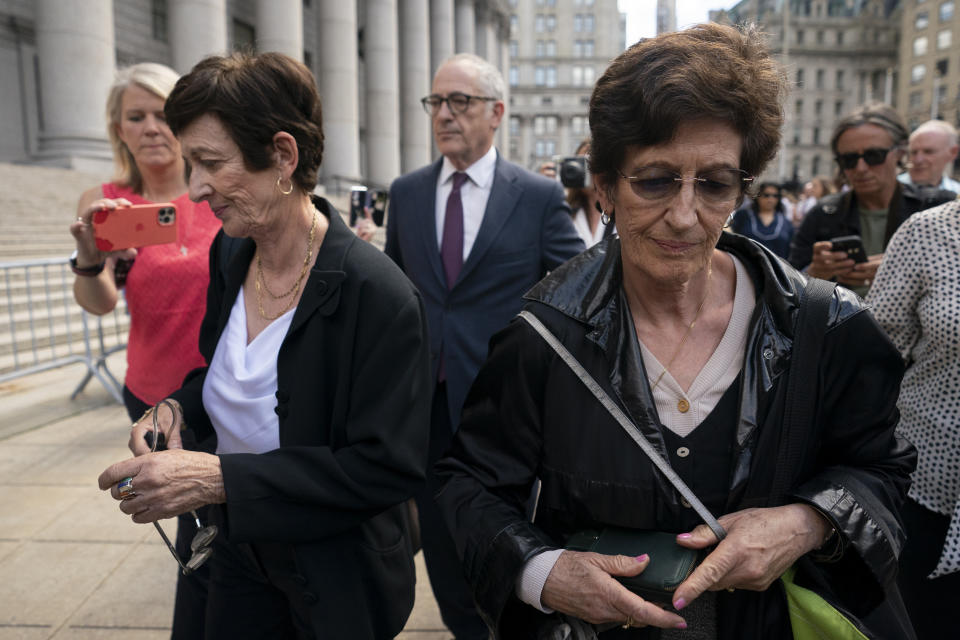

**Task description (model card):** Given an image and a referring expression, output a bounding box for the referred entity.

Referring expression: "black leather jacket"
[436,233,916,639]
[788,182,954,270]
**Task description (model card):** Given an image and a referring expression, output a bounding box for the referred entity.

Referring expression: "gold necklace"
[648,265,713,394]
[255,209,319,321]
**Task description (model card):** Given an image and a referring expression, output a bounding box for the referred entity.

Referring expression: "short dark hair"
[165,52,324,193]
[830,102,907,157]
[589,23,785,197]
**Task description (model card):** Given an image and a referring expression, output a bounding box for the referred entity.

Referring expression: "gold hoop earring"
[276,174,294,196]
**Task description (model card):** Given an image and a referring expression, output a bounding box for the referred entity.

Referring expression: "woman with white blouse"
[867,199,960,639]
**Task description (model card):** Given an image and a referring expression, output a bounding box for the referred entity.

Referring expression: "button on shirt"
[435,146,498,259]
[639,255,755,437]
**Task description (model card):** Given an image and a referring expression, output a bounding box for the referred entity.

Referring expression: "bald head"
[908,120,959,186]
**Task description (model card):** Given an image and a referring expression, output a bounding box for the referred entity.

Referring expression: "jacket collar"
[217,196,348,339]
[523,231,805,349]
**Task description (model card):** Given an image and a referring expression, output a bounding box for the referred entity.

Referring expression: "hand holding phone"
[829,235,867,263]
[92,203,178,252]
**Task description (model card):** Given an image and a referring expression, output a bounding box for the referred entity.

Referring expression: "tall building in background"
[0,0,511,194]
[505,0,625,170]
[898,0,960,132]
[657,0,677,34]
[713,0,901,186]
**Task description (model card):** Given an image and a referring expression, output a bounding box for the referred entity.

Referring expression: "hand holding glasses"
[125,399,218,575]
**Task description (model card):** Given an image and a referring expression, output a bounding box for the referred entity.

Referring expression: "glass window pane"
[914,36,928,56]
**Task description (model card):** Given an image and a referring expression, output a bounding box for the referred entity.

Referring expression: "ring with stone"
[622,615,634,629]
[117,476,135,499]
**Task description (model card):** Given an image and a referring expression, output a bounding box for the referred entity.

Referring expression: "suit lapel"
[455,155,520,286]
[416,160,447,288]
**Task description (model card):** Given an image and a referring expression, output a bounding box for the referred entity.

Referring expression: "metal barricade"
[0,257,127,403]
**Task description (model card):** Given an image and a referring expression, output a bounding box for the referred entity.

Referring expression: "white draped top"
[202,287,295,455]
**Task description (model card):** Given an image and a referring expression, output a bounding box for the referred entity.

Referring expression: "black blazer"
[172,198,432,639]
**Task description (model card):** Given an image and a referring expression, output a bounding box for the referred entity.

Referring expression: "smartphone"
[349,185,368,227]
[829,235,867,263]
[370,189,388,227]
[92,203,178,251]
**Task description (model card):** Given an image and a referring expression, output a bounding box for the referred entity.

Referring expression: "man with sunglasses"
[788,103,953,293]
[384,53,583,639]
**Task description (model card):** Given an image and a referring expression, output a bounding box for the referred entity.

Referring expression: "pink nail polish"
[676,533,692,540]
[675,621,688,630]
[635,554,649,563]
[673,598,686,610]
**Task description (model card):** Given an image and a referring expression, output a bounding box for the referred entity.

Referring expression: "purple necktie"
[440,172,468,289]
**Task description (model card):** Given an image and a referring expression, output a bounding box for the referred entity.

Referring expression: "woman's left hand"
[97,450,225,524]
[670,503,831,609]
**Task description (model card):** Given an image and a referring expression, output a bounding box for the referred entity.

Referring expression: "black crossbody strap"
[769,277,837,503]
[518,310,727,542]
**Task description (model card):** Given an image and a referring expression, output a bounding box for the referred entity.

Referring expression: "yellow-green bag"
[782,565,869,640]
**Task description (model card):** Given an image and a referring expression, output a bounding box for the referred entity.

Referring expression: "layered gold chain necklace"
[648,264,713,395]
[254,209,319,321]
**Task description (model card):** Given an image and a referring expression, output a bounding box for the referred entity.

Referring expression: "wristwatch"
[70,249,105,276]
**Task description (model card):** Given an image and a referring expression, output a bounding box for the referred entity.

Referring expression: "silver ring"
[117,476,135,499]
[864,278,871,286]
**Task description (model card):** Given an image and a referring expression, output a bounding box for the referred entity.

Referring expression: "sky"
[618,0,743,45]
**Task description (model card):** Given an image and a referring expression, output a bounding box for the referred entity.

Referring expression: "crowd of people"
[79,21,957,640]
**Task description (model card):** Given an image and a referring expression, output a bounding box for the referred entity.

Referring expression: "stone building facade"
[715,0,901,187]
[897,0,960,131]
[0,0,510,193]
[504,0,625,170]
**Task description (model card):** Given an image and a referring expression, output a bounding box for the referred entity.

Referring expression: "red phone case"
[92,203,178,251]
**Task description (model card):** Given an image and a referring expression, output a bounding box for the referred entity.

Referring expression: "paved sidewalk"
[0,358,451,639]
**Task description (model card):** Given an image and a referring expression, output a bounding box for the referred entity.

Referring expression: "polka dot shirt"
[867,200,960,579]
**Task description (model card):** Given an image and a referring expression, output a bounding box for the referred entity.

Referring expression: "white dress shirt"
[897,171,960,193]
[571,207,611,249]
[435,146,498,260]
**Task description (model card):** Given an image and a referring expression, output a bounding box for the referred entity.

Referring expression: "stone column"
[399,0,431,173]
[455,0,475,54]
[35,0,115,171]
[430,0,455,74]
[475,6,497,61]
[559,116,571,156]
[168,0,227,73]
[364,0,401,187]
[317,0,361,190]
[521,115,534,170]
[256,0,303,60]
[497,19,510,152]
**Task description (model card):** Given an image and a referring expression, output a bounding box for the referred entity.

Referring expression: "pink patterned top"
[101,183,221,405]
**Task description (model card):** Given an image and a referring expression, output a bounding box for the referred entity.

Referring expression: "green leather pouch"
[566,528,701,604]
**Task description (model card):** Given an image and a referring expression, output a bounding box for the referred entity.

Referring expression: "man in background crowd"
[384,53,583,639]
[898,119,960,193]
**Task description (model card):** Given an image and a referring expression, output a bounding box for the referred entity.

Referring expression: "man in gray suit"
[385,53,584,638]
